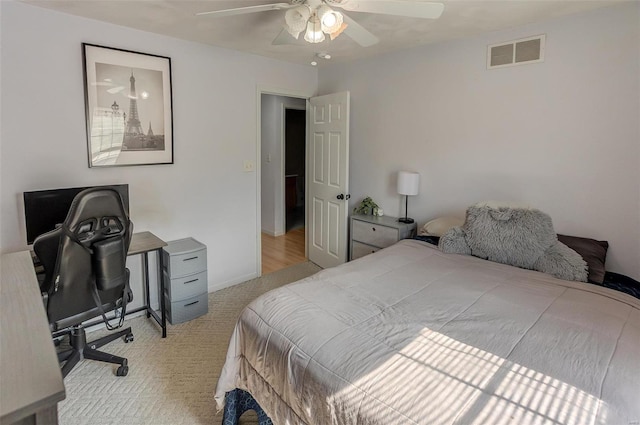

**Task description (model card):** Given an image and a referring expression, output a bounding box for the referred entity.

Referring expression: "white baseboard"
[261,229,285,237]
[84,272,261,335]
[208,271,259,293]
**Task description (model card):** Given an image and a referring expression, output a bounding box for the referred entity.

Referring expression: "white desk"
[0,251,65,425]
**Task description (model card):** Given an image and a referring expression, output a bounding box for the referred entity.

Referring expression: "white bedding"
[215,240,640,425]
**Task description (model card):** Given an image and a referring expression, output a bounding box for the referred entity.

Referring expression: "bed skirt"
[222,389,273,425]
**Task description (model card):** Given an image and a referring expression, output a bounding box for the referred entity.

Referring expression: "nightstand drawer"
[352,220,398,248]
[351,241,381,260]
[164,269,207,302]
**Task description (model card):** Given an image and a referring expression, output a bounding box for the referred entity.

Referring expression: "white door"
[306,91,350,268]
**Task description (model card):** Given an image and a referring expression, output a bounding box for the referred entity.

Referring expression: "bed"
[215,239,640,425]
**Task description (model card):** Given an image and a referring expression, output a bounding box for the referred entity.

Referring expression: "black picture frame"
[82,43,174,167]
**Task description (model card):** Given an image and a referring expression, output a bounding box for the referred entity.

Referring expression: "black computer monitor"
[23,184,129,245]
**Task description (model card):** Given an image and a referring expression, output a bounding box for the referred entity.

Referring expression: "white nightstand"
[350,214,417,261]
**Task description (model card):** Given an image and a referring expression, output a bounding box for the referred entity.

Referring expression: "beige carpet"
[59,261,321,425]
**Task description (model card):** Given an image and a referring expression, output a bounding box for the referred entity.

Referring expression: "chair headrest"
[64,188,129,233]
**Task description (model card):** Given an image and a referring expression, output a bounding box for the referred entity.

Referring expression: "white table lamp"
[397,171,420,224]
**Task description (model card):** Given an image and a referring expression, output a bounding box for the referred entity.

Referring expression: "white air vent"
[487,35,545,69]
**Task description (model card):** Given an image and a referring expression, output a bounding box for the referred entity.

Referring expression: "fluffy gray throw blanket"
[439,202,588,282]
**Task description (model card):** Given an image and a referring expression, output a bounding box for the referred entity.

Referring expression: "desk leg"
[143,252,151,319]
[158,248,167,338]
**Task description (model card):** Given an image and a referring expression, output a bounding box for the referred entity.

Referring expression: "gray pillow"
[440,202,588,282]
[463,205,555,269]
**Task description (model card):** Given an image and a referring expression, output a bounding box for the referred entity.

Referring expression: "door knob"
[337,194,344,200]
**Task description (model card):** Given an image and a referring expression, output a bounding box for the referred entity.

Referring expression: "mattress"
[215,240,640,425]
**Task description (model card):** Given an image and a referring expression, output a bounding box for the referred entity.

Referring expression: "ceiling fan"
[196,0,444,47]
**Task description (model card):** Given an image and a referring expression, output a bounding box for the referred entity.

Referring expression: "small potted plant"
[353,197,380,215]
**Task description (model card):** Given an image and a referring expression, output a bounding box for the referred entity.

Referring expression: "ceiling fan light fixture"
[304,16,325,43]
[286,28,302,39]
[317,5,343,34]
[285,5,310,34]
[329,22,348,40]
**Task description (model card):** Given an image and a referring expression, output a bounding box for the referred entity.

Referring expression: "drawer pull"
[184,300,199,307]
[184,279,199,284]
[183,256,198,262]
[372,227,376,231]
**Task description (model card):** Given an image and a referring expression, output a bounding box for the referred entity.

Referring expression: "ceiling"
[22,0,623,66]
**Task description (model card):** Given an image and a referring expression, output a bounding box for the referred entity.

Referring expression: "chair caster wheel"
[116,365,129,376]
[124,333,134,343]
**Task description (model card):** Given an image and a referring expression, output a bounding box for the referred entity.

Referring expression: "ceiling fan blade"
[334,0,444,19]
[196,3,293,17]
[272,27,302,45]
[341,13,379,47]
[272,28,292,45]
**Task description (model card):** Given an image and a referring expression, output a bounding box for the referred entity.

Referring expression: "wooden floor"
[262,227,306,275]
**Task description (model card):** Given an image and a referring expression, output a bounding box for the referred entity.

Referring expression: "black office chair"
[34,188,134,378]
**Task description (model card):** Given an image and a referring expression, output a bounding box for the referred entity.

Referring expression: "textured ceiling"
[23,0,623,66]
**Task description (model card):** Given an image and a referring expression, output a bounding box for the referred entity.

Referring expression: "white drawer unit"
[162,237,208,324]
[352,219,399,248]
[351,241,381,259]
[350,214,417,261]
[163,269,207,302]
[163,240,207,278]
[165,292,208,325]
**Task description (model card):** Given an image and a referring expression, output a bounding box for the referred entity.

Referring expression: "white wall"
[260,94,306,236]
[0,1,317,296]
[319,3,640,279]
[2,2,638,284]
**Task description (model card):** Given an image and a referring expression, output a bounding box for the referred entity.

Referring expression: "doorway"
[285,108,306,232]
[260,94,307,275]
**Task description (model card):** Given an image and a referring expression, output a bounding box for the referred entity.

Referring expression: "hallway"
[261,228,306,275]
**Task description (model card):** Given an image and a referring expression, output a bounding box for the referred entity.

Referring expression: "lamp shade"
[285,5,310,38]
[304,16,325,43]
[397,171,420,196]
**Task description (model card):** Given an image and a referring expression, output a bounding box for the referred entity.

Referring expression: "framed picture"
[82,43,173,167]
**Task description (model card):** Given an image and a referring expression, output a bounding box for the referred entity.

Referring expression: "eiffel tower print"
[125,71,144,136]
[86,44,172,166]
[122,70,164,151]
